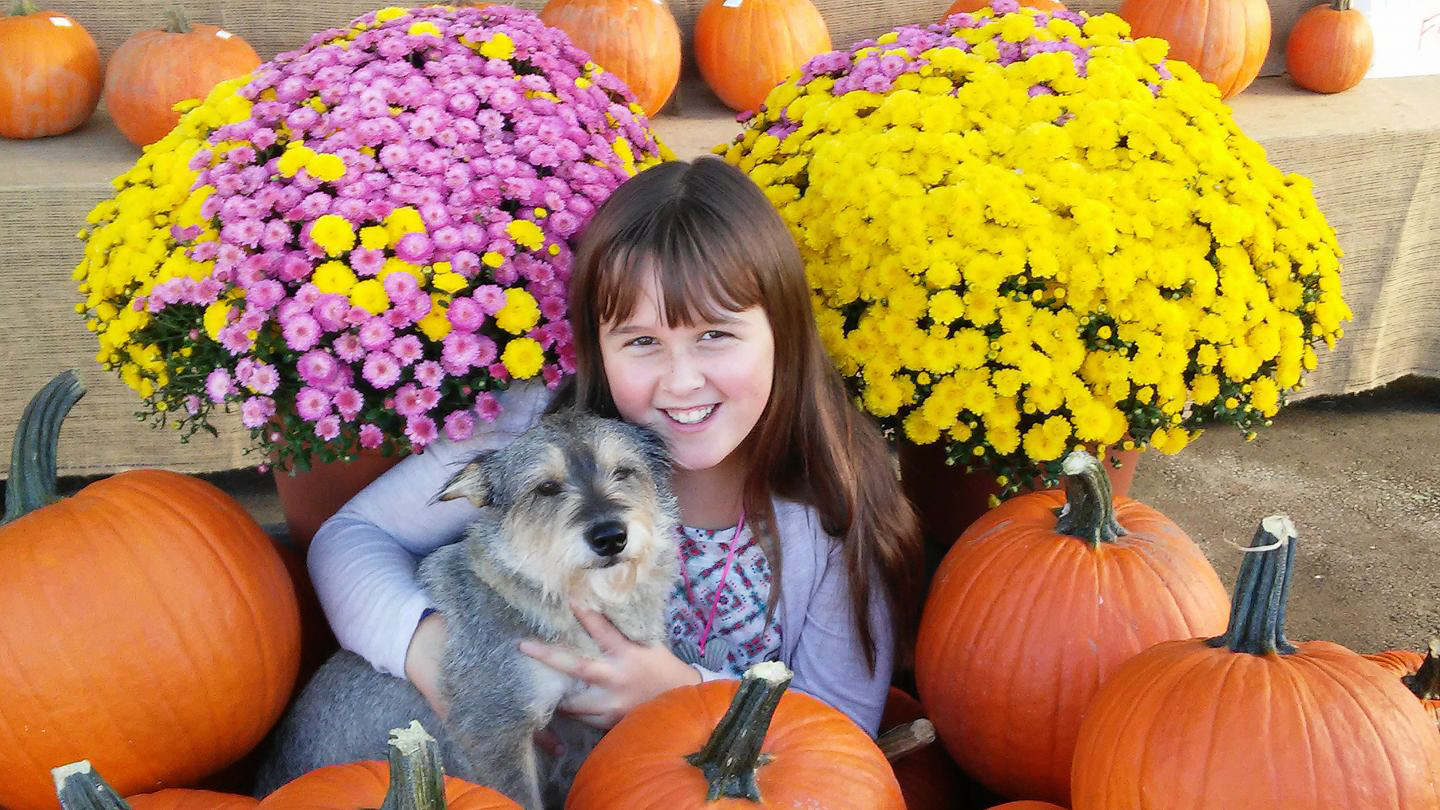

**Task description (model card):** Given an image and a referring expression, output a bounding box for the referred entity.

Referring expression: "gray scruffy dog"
[254,409,680,809]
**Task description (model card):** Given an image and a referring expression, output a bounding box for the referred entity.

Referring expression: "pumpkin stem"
[52,761,132,810]
[684,661,793,802]
[9,0,41,16]
[379,721,449,810]
[1207,515,1299,656]
[1052,449,1127,547]
[1330,0,1353,10]
[3,371,85,526]
[165,6,191,33]
[1402,639,1440,701]
[878,718,936,762]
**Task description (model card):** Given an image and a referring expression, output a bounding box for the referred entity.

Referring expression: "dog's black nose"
[585,521,627,557]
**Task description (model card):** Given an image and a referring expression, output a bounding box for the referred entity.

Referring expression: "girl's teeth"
[667,405,715,424]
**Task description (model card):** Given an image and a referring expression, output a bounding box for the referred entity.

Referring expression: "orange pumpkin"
[694,0,832,114]
[0,372,302,810]
[1286,0,1373,93]
[567,662,904,808]
[941,0,1067,20]
[128,791,258,810]
[1119,0,1271,98]
[540,0,681,116]
[55,761,258,810]
[259,723,519,810]
[914,450,1230,804]
[0,0,101,138]
[1365,640,1440,733]
[880,688,963,810]
[103,9,261,147]
[989,803,1070,809]
[1071,516,1440,808]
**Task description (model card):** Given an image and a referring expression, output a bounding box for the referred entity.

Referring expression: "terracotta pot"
[898,441,1140,552]
[272,451,406,550]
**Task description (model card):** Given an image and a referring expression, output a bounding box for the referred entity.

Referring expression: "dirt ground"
[163,374,1440,657]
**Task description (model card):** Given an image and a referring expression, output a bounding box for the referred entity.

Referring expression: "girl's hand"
[519,605,701,729]
[405,611,451,721]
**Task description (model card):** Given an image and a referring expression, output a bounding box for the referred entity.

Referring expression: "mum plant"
[718,0,1351,492]
[75,5,669,470]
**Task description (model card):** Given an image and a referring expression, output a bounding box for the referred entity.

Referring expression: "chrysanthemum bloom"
[719,0,1350,491]
[76,5,672,468]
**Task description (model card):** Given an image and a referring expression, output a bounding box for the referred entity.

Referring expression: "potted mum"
[75,5,670,543]
[718,0,1351,545]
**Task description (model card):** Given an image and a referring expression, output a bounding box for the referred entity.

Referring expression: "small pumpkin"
[257,722,519,810]
[879,688,962,810]
[1071,516,1440,808]
[566,662,904,808]
[1286,0,1373,93]
[53,761,257,810]
[914,450,1230,804]
[1366,639,1440,734]
[1118,0,1271,98]
[0,0,102,138]
[539,0,681,116]
[989,803,1070,810]
[103,9,261,147]
[694,0,832,114]
[941,0,1067,21]
[0,372,302,810]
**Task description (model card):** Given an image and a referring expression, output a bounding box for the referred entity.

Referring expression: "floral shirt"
[667,524,783,678]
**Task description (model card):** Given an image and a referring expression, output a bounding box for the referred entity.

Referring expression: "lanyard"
[678,510,746,655]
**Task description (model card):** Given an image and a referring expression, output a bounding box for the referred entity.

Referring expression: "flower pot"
[271,451,406,551]
[897,441,1140,553]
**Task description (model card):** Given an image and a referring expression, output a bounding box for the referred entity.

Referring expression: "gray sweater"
[307,381,894,735]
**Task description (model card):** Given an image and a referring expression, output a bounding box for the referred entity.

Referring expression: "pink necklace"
[678,509,746,657]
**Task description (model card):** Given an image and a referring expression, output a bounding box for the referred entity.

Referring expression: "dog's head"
[436,409,678,604]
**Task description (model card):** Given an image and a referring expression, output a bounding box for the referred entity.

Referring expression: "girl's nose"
[663,346,705,394]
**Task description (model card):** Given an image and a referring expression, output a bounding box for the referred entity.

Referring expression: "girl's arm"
[307,382,551,679]
[787,544,894,737]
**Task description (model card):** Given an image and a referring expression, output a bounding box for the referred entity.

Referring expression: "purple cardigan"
[307,382,894,735]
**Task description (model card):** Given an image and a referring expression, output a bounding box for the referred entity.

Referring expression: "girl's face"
[599,275,775,475]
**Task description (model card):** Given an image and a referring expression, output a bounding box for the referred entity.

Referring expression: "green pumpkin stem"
[1208,515,1299,655]
[685,661,793,802]
[3,371,85,526]
[1052,449,1127,547]
[165,7,191,33]
[52,761,132,810]
[9,1,40,16]
[1402,639,1440,701]
[1331,0,1353,11]
[379,721,449,810]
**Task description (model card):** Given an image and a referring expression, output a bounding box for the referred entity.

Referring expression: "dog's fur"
[254,409,679,809]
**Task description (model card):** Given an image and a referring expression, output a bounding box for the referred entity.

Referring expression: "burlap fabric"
[2,3,1436,477]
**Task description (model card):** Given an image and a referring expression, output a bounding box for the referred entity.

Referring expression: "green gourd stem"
[52,762,132,810]
[1207,515,1299,655]
[165,7,191,33]
[1402,639,1440,701]
[3,371,85,525]
[379,721,449,810]
[9,0,40,17]
[1331,0,1353,11]
[1052,449,1127,547]
[685,661,793,802]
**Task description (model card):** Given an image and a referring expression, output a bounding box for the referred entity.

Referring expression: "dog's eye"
[613,466,636,481]
[534,481,563,496]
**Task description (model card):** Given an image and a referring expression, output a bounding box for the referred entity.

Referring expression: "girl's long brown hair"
[550,158,923,670]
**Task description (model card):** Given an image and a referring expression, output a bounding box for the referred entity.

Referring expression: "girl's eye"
[624,336,656,348]
[700,330,732,340]
[534,480,563,496]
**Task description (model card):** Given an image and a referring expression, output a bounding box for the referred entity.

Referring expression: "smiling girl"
[308,157,923,736]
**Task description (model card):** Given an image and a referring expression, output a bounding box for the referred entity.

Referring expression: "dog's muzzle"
[585,520,627,561]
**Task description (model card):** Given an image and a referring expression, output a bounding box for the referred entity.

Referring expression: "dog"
[254,409,680,809]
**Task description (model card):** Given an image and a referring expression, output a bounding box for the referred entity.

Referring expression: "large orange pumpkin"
[694,0,832,114]
[0,0,102,138]
[103,9,261,147]
[258,722,519,810]
[914,450,1230,804]
[940,0,1067,21]
[539,0,681,116]
[1071,516,1440,808]
[1118,0,1271,98]
[1286,0,1373,93]
[567,662,904,808]
[1366,639,1440,734]
[0,372,302,810]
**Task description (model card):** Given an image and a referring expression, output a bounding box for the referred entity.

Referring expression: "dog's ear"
[434,452,494,508]
[621,423,671,482]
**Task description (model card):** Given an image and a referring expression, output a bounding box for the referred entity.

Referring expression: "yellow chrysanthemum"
[501,336,545,379]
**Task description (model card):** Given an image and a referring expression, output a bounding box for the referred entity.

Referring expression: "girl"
[308,157,922,736]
